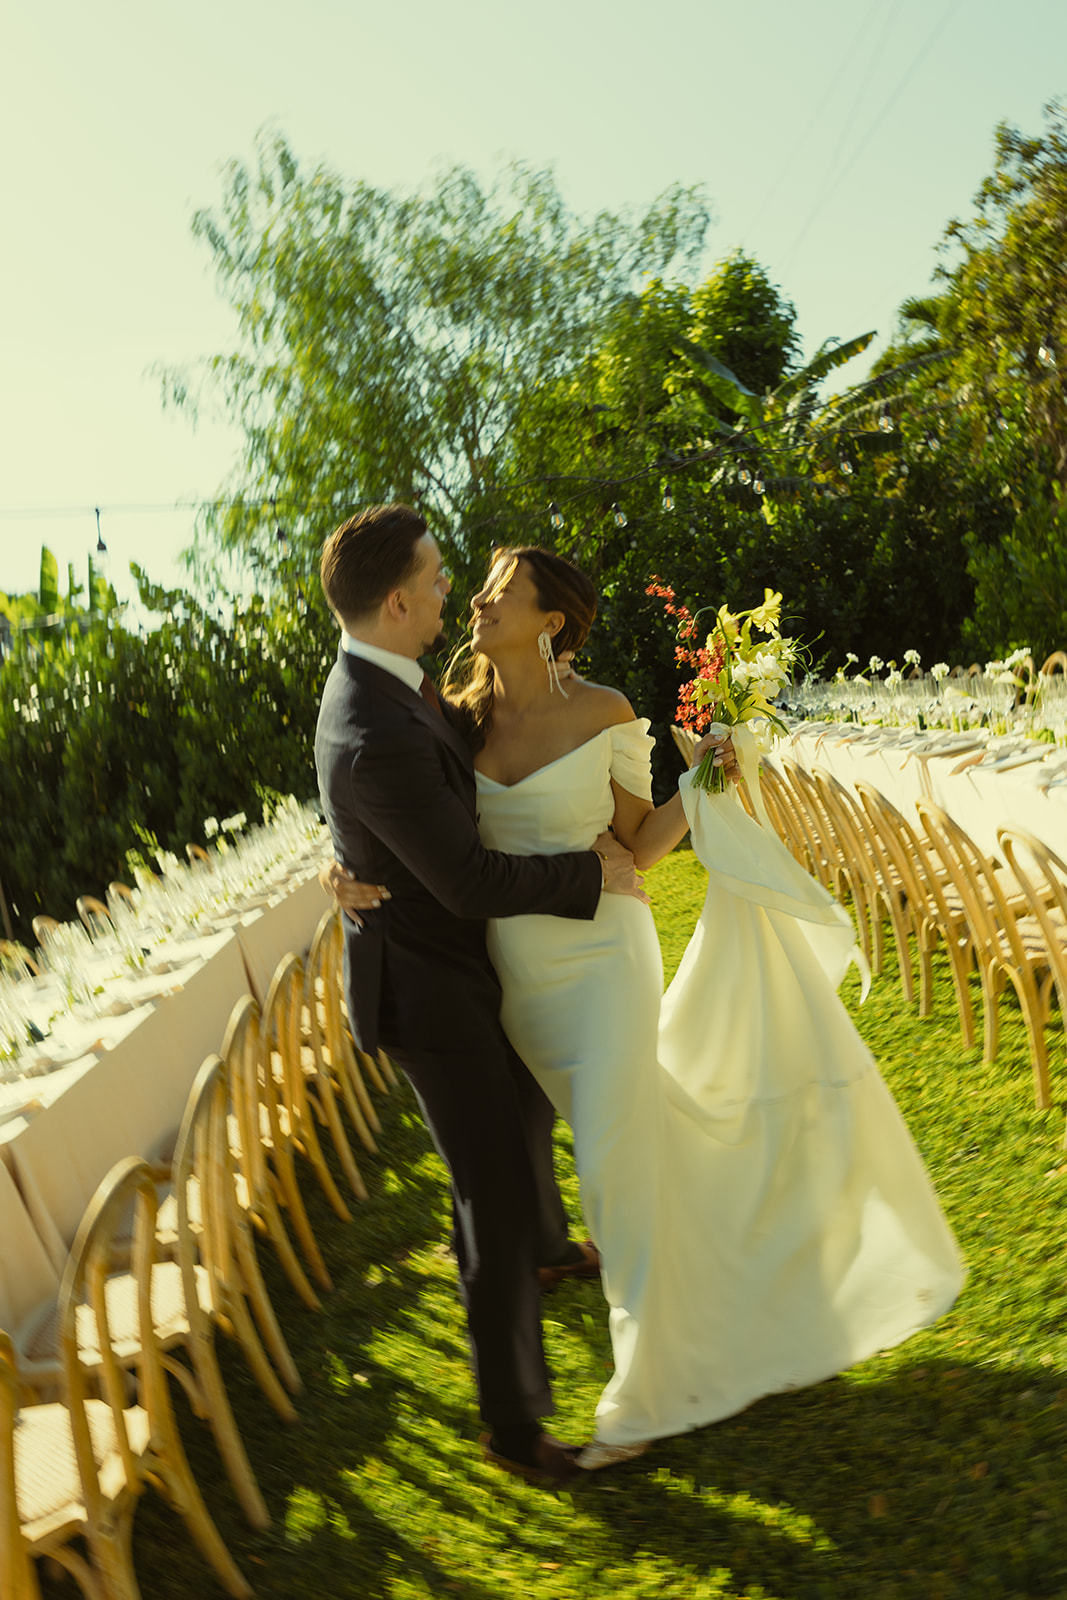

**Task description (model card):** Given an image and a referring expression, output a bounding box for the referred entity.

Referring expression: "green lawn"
[73,849,1067,1600]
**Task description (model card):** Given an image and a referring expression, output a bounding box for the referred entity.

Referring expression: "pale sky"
[2,0,1064,611]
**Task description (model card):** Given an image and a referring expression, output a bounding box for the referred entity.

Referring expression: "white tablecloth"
[0,872,333,1334]
[776,725,1067,859]
[236,872,333,1004]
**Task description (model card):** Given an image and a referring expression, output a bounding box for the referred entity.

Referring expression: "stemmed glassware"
[0,970,34,1083]
[37,922,100,1018]
[785,669,1067,743]
[21,796,330,1049]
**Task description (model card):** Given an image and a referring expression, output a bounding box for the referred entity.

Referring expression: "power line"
[782,0,963,275]
[821,0,904,196]
[0,502,208,520]
[740,7,882,242]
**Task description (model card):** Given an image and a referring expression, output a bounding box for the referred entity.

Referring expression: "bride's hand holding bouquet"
[647,580,798,795]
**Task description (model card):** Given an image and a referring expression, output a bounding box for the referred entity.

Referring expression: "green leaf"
[674,336,765,424]
[774,331,876,401]
[674,337,758,397]
[39,547,59,615]
[849,431,900,457]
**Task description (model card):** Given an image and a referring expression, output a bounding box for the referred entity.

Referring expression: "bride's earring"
[538,629,569,699]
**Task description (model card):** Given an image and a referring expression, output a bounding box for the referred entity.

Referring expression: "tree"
[868,101,1067,661]
[165,136,711,597]
[0,561,336,945]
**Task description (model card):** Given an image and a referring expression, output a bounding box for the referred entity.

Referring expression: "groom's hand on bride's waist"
[320,859,391,927]
[592,832,650,904]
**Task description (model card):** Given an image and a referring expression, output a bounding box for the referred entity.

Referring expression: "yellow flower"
[749,588,783,633]
[715,605,740,645]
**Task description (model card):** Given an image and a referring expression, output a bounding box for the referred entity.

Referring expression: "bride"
[329,544,964,1468]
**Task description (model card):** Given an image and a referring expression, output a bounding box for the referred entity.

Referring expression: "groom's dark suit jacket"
[314,645,602,1057]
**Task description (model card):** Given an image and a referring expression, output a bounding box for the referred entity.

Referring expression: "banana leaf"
[774,331,876,402]
[840,347,955,405]
[674,336,765,425]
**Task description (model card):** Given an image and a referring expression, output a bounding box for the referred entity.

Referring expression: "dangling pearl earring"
[537,629,569,698]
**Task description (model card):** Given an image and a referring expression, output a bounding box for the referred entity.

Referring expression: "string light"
[877,403,894,433]
[737,467,752,486]
[752,475,765,495]
[611,502,628,528]
[924,431,940,452]
[662,484,675,512]
[839,458,854,476]
[1038,337,1057,369]
[548,501,565,531]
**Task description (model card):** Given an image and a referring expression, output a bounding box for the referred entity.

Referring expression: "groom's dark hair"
[321,503,428,624]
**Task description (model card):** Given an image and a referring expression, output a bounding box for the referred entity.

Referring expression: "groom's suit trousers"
[315,647,601,1424]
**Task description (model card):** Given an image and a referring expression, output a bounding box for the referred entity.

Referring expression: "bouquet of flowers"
[647,579,800,794]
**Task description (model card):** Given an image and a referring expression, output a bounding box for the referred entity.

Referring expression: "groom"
[314,502,643,1483]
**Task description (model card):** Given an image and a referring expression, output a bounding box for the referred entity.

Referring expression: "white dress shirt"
[341,631,425,696]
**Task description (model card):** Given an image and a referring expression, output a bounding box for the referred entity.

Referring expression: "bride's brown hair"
[444,546,597,751]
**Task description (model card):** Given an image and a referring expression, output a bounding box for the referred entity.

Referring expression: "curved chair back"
[31,915,59,950]
[223,994,323,1310]
[262,954,337,1284]
[670,724,697,769]
[76,896,112,939]
[304,911,373,1192]
[59,1155,251,1598]
[0,941,41,978]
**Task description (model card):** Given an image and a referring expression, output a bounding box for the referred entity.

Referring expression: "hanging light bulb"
[877,403,893,433]
[737,466,752,486]
[548,501,565,531]
[839,458,854,476]
[924,431,940,453]
[752,475,766,495]
[662,483,675,512]
[993,405,1009,432]
[612,502,628,529]
[1038,337,1057,369]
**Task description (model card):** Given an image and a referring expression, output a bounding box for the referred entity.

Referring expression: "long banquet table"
[773,723,1067,859]
[0,870,333,1333]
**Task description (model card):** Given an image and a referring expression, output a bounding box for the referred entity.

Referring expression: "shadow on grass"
[575,1352,1067,1600]
[37,931,1067,1600]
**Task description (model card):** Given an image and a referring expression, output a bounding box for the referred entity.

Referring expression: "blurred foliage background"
[5,101,1066,940]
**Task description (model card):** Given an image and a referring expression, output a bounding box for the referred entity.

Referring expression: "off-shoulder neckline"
[474,717,649,791]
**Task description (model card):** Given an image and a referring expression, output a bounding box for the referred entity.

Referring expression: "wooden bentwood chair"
[5,1158,251,1600]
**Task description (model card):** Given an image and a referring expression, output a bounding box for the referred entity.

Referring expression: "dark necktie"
[420,673,443,715]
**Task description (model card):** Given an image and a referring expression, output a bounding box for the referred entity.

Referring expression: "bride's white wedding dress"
[477,719,964,1447]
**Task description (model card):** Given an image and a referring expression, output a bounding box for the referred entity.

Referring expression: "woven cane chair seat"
[15,1398,149,1529]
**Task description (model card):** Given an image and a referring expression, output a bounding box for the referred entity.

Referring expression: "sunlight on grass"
[117,850,1067,1600]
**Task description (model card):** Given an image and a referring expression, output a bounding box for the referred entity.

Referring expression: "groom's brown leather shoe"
[537,1239,601,1291]
[480,1431,580,1487]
